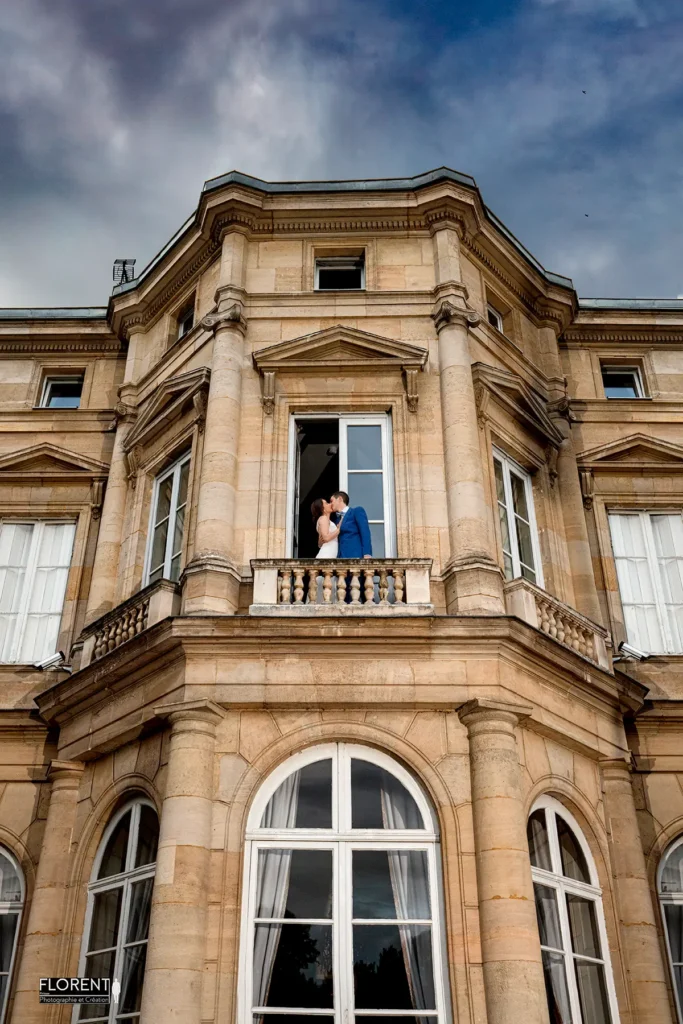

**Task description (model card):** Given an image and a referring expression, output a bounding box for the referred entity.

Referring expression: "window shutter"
[20,523,75,663]
[0,525,34,662]
[609,514,663,653]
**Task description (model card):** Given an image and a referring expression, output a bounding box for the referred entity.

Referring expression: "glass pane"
[79,949,114,1019]
[126,877,154,943]
[0,914,18,972]
[369,523,385,558]
[494,459,506,504]
[503,552,514,579]
[172,504,186,560]
[541,949,572,1024]
[177,461,190,506]
[254,923,333,1007]
[347,426,383,471]
[257,850,332,919]
[149,521,169,578]
[353,924,435,1010]
[664,903,683,962]
[353,851,430,920]
[119,943,147,1014]
[521,563,537,584]
[673,966,683,1016]
[602,371,639,398]
[0,850,22,902]
[662,845,683,893]
[254,1017,334,1024]
[170,553,182,582]
[88,888,122,952]
[528,811,551,871]
[566,894,601,959]
[98,812,131,878]
[534,884,563,951]
[575,960,611,1024]
[351,760,423,829]
[515,518,536,573]
[135,805,159,867]
[154,476,173,526]
[45,378,83,408]
[510,471,530,521]
[262,760,332,829]
[356,1018,435,1024]
[557,816,590,883]
[347,474,384,521]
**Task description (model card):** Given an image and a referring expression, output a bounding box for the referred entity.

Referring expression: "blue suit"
[336,506,372,558]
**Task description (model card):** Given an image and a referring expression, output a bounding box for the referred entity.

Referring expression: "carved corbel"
[431,300,481,333]
[403,368,419,413]
[201,303,247,336]
[580,469,594,510]
[546,444,559,488]
[192,387,208,433]
[125,445,143,489]
[90,480,105,520]
[261,371,276,415]
[473,382,491,429]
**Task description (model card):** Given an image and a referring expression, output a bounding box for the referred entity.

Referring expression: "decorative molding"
[564,329,683,345]
[403,368,419,413]
[192,388,208,432]
[0,443,109,481]
[261,371,276,415]
[580,469,594,510]
[90,479,105,519]
[125,445,143,486]
[0,338,122,354]
[201,303,247,336]
[431,299,481,333]
[471,363,565,449]
[576,432,683,472]
[251,217,413,234]
[123,367,211,457]
[253,324,428,372]
[546,444,559,487]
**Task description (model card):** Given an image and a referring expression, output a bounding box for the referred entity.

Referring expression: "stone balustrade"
[504,576,612,670]
[250,558,433,615]
[79,579,181,667]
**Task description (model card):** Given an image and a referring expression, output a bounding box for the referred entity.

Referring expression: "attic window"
[315,256,365,291]
[176,297,195,340]
[41,376,84,409]
[601,365,644,399]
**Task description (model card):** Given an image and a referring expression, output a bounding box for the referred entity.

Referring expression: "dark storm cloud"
[1,0,683,305]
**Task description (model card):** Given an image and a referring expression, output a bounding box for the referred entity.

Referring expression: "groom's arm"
[356,506,372,557]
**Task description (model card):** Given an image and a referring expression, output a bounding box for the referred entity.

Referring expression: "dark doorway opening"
[295,419,339,557]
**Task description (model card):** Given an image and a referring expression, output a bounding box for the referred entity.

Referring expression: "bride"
[311,498,339,558]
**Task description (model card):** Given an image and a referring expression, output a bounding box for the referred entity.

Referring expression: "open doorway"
[294,420,339,557]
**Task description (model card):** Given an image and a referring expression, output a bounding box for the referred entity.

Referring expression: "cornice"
[0,337,122,354]
[563,329,683,345]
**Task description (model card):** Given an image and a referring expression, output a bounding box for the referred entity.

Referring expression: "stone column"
[182,228,248,615]
[458,699,547,1024]
[555,417,602,624]
[10,761,83,1024]
[140,700,224,1024]
[601,758,674,1024]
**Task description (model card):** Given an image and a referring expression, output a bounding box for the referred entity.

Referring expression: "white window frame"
[492,448,543,586]
[608,510,683,654]
[40,375,84,409]
[529,795,620,1024]
[285,414,396,558]
[143,452,191,586]
[600,365,644,399]
[0,519,76,664]
[486,304,504,333]
[239,742,449,1024]
[0,847,24,1024]
[74,799,158,1024]
[658,836,683,1023]
[314,257,365,291]
[176,297,195,340]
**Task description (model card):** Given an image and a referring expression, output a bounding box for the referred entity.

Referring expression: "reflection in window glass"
[659,839,683,1016]
[0,849,23,1024]
[261,760,333,829]
[527,811,552,872]
[146,453,191,585]
[351,759,423,829]
[493,453,539,584]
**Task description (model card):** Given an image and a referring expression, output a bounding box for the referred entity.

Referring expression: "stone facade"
[0,167,681,1024]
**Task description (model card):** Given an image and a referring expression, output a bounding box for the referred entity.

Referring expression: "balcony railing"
[250,559,433,615]
[504,577,612,671]
[79,579,181,667]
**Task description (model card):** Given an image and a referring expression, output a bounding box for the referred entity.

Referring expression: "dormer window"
[176,297,195,340]
[486,304,504,333]
[315,256,365,291]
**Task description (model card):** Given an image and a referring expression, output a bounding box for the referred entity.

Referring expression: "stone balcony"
[249,559,434,615]
[504,576,612,671]
[79,579,181,668]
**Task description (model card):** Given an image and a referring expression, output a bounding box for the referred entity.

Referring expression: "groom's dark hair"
[331,490,349,505]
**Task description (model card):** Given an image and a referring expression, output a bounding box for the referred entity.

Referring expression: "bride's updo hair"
[311,498,325,524]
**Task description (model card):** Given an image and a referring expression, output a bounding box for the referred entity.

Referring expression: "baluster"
[364,566,376,604]
[378,568,389,605]
[108,622,117,652]
[349,567,361,605]
[136,604,146,635]
[336,569,347,605]
[322,568,334,604]
[142,600,150,630]
[280,569,291,605]
[307,567,319,604]
[293,568,305,605]
[556,613,566,645]
[393,568,405,604]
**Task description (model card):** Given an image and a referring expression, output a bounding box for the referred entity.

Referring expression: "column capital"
[201,303,247,336]
[457,697,533,730]
[47,759,84,786]
[600,755,634,780]
[432,298,481,333]
[154,698,226,731]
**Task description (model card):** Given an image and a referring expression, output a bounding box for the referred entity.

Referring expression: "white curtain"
[253,772,300,1007]
[381,775,432,1010]
[652,515,683,652]
[609,514,663,652]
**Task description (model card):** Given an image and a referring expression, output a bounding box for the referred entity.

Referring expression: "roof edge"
[201,166,478,195]
[579,298,683,311]
[0,308,108,320]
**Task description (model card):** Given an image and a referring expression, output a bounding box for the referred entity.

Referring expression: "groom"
[330,491,373,558]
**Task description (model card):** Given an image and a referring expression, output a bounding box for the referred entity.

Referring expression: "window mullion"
[111,876,132,1024]
[337,841,348,1024]
[556,879,583,1024]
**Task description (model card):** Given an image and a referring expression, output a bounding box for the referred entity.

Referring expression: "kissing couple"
[310,491,372,559]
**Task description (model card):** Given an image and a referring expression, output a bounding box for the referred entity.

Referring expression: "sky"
[1,0,683,307]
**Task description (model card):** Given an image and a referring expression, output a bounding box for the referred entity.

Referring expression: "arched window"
[658,835,683,1022]
[0,847,23,1022]
[240,743,449,1024]
[527,796,619,1024]
[76,799,159,1024]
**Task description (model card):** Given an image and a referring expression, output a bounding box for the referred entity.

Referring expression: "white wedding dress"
[316,517,339,558]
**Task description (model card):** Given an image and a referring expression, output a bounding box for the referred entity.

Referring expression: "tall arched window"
[659,835,683,1022]
[527,796,619,1024]
[240,743,449,1024]
[76,799,159,1024]
[0,847,23,1022]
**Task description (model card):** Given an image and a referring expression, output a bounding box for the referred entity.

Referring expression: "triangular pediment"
[577,433,683,469]
[0,443,108,478]
[124,367,210,453]
[472,363,564,448]
[252,325,428,372]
